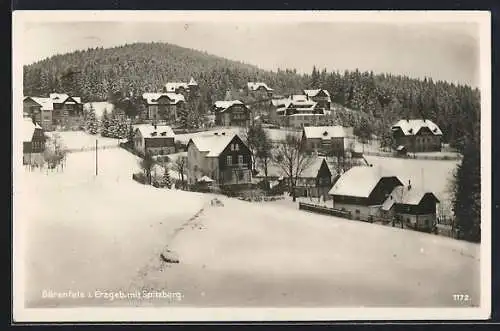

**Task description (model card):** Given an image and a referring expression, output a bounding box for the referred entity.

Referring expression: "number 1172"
[453,294,470,302]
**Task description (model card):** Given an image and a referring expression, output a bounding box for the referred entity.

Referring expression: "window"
[235,144,239,151]
[238,155,243,164]
[238,170,244,180]
[231,144,234,151]
[355,209,360,214]
[227,155,232,165]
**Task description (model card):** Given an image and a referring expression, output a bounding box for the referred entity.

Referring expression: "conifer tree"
[163,163,172,189]
[85,104,99,135]
[101,109,110,137]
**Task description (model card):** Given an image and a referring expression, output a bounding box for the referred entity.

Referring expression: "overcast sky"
[21,21,480,87]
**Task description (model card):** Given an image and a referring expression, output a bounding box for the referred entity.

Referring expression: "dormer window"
[160,132,166,136]
[323,131,328,137]
[151,132,157,137]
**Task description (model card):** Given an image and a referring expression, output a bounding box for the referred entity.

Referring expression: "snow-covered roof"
[198,176,214,183]
[392,119,443,136]
[49,93,69,102]
[189,132,237,157]
[142,93,185,105]
[303,126,353,140]
[329,166,400,198]
[247,82,274,92]
[300,157,334,178]
[271,98,292,108]
[303,89,331,98]
[381,185,439,211]
[135,124,175,139]
[291,94,309,103]
[213,100,246,112]
[188,77,198,86]
[23,118,42,142]
[30,97,53,110]
[164,82,189,93]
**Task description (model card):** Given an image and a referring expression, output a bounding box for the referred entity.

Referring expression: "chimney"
[214,132,218,136]
[222,132,226,136]
[408,180,412,190]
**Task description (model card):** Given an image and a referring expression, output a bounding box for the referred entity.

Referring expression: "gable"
[220,135,251,156]
[316,90,328,97]
[24,98,41,107]
[317,160,332,178]
[156,95,174,104]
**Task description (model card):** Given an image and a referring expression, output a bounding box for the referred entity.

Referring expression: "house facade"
[142,93,186,122]
[23,93,83,131]
[329,166,403,221]
[133,124,176,157]
[163,77,200,101]
[380,183,440,232]
[23,97,53,131]
[213,100,251,127]
[301,126,355,156]
[391,119,443,153]
[187,133,252,188]
[294,157,335,200]
[303,89,332,110]
[247,82,274,99]
[50,94,84,130]
[23,118,46,166]
[270,95,332,128]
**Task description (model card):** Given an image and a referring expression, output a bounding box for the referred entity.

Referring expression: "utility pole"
[95,139,98,176]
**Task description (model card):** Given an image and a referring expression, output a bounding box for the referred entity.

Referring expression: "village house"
[142,93,186,122]
[23,96,54,131]
[294,157,336,200]
[213,100,251,127]
[163,77,200,100]
[391,119,443,153]
[133,124,176,157]
[22,118,46,166]
[301,126,355,156]
[380,182,440,232]
[303,89,332,110]
[270,95,332,128]
[23,93,83,131]
[186,132,252,188]
[328,166,403,222]
[246,82,274,98]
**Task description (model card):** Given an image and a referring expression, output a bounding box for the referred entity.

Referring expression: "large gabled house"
[303,89,332,110]
[270,94,332,128]
[328,166,403,221]
[186,132,252,188]
[142,93,186,122]
[23,93,83,131]
[380,183,440,232]
[328,165,440,230]
[301,126,354,156]
[391,119,443,153]
[23,96,54,131]
[246,82,274,98]
[213,100,251,127]
[133,124,176,157]
[22,118,46,166]
[163,77,200,100]
[294,157,337,200]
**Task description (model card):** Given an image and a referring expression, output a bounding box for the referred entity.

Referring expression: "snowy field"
[45,131,124,150]
[19,148,209,308]
[18,134,478,308]
[137,196,480,307]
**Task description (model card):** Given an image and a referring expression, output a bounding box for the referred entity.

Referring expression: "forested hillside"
[23,42,480,151]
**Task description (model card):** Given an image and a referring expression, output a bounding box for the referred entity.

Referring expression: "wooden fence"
[64,144,121,154]
[298,202,352,219]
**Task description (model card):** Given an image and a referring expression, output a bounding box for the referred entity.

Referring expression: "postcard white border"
[12,10,491,322]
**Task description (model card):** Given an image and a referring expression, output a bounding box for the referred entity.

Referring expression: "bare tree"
[43,133,67,172]
[272,134,315,202]
[139,151,156,185]
[173,156,187,189]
